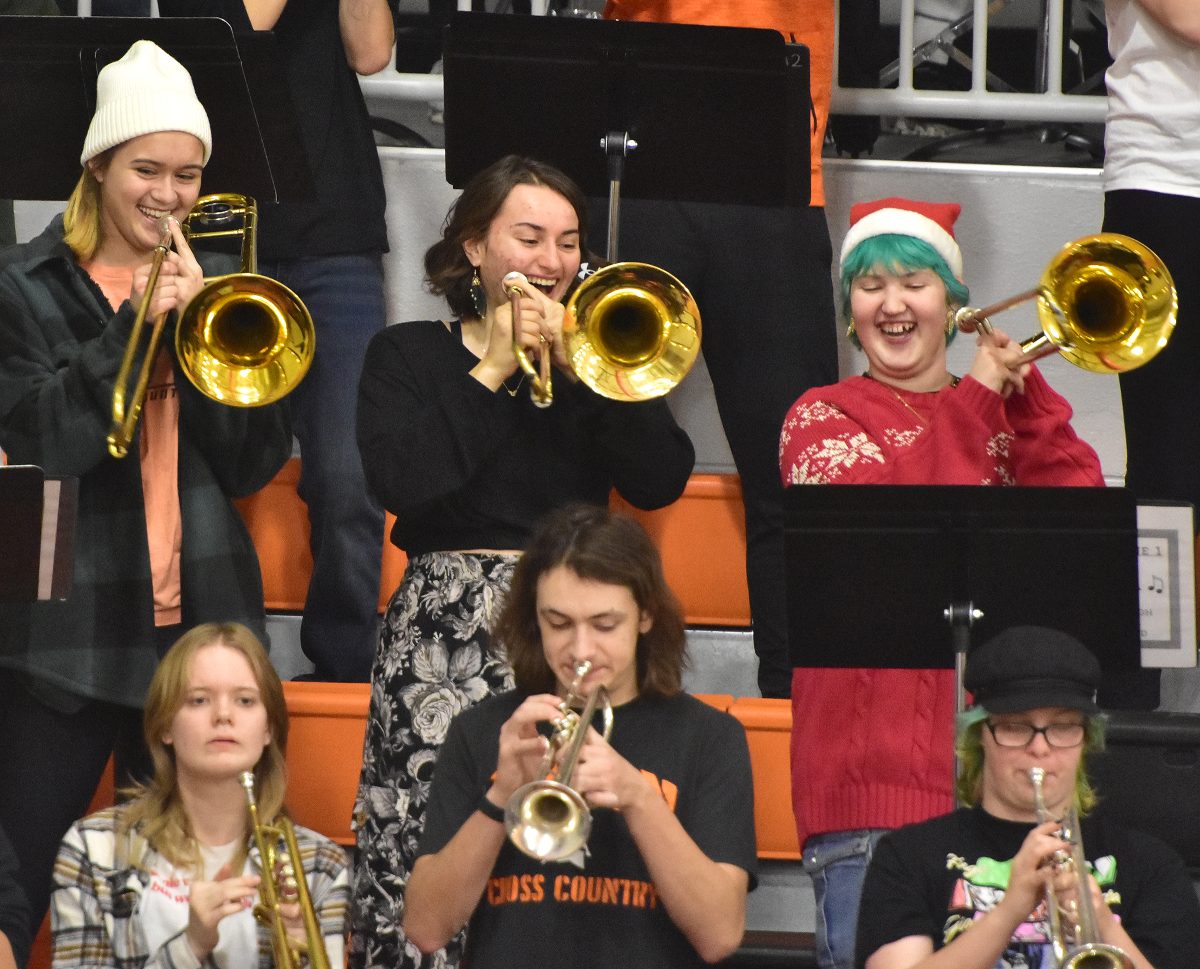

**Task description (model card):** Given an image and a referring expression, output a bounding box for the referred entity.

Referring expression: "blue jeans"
[260,254,387,681]
[803,829,889,969]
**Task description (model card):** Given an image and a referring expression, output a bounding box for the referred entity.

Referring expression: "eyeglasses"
[985,720,1086,749]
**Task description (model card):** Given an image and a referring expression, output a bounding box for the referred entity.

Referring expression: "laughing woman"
[0,40,291,941]
[777,197,1104,969]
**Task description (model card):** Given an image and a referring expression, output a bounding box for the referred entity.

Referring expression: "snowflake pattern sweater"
[779,369,1103,849]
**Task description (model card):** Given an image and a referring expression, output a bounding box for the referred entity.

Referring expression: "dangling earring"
[470,269,487,318]
[845,320,862,350]
[945,306,959,338]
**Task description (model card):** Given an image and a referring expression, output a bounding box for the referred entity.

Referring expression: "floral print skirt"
[349,551,517,969]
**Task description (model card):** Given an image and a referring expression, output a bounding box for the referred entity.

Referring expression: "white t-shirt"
[1103,0,1200,197]
[136,840,258,968]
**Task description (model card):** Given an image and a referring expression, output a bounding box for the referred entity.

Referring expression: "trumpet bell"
[1037,233,1176,374]
[505,779,592,862]
[565,262,701,402]
[176,273,315,406]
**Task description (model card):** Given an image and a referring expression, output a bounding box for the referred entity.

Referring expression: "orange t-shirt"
[603,0,834,206]
[85,262,183,626]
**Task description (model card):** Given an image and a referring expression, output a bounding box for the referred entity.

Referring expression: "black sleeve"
[417,708,498,860]
[1115,830,1200,969]
[177,375,293,498]
[855,829,942,968]
[0,821,31,969]
[0,285,144,476]
[560,380,695,510]
[677,709,758,886]
[355,326,519,516]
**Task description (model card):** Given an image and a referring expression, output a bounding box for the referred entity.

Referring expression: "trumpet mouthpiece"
[503,271,528,289]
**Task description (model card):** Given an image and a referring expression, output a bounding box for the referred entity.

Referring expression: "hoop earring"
[846,320,862,350]
[470,269,487,318]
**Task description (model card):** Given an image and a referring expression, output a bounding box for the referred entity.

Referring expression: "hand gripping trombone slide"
[1028,767,1132,969]
[240,771,332,969]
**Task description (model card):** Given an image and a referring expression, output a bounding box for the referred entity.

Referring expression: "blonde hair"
[62,159,108,263]
[120,622,289,872]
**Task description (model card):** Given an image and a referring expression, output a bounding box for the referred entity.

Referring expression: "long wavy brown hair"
[424,154,590,319]
[493,503,688,699]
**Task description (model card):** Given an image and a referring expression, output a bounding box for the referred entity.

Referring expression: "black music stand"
[441,12,810,258]
[0,16,311,202]
[784,485,1149,713]
[0,466,77,603]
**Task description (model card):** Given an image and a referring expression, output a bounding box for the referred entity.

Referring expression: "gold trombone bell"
[106,194,315,458]
[955,233,1176,374]
[176,194,315,406]
[566,262,701,402]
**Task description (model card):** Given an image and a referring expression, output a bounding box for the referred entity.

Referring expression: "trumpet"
[1029,768,1131,969]
[954,233,1175,374]
[503,261,701,406]
[240,771,332,969]
[505,661,614,862]
[106,194,315,459]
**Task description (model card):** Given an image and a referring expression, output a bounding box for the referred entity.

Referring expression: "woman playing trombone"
[352,154,694,969]
[51,622,349,967]
[777,197,1104,969]
[0,40,291,940]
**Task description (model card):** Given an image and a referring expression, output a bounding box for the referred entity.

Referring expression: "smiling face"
[850,266,952,391]
[536,565,653,706]
[462,183,581,312]
[162,642,271,785]
[980,706,1086,822]
[89,130,203,266]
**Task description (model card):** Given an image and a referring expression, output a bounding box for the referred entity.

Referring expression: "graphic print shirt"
[855,806,1200,969]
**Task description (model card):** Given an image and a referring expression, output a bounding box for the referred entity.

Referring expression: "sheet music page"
[1137,503,1198,668]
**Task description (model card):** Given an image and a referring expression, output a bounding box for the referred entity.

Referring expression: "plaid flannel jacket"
[51,806,349,968]
[0,218,292,707]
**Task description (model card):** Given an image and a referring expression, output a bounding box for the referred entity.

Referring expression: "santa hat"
[840,197,963,279]
[81,40,212,165]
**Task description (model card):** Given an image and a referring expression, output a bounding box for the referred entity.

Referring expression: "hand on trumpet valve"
[967,325,1031,399]
[566,726,646,814]
[491,694,565,801]
[185,862,260,961]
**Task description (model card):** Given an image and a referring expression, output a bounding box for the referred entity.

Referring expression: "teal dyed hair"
[954,704,1107,814]
[841,234,971,349]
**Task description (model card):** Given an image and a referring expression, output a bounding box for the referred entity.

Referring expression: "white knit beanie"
[80,40,212,166]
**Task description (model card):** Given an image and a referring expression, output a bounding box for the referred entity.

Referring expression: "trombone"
[504,261,701,407]
[954,233,1176,374]
[505,661,614,862]
[1029,768,1131,969]
[106,194,315,459]
[240,772,332,969]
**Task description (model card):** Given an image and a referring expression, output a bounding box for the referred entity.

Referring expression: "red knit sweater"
[779,370,1103,848]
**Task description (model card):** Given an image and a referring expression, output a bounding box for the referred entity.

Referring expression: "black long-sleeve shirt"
[356,320,695,554]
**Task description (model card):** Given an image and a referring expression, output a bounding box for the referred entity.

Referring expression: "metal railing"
[832,0,1107,123]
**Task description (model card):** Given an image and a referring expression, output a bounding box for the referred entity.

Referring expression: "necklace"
[863,372,960,427]
[501,373,526,397]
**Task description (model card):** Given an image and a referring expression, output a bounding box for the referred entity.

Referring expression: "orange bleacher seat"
[729,697,800,861]
[235,460,751,627]
[282,681,370,846]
